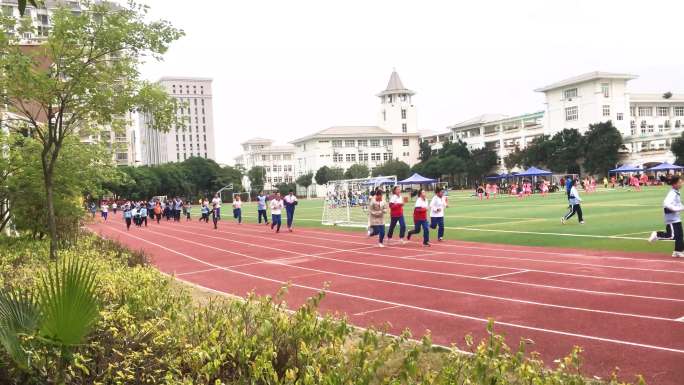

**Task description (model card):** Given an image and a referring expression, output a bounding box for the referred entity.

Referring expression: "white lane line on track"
[483,270,530,280]
[276,225,684,265]
[187,225,684,286]
[353,305,401,316]
[134,222,684,303]
[677,316,684,322]
[98,226,684,355]
[127,224,684,322]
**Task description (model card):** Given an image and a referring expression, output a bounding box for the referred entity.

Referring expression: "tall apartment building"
[139,77,216,165]
[425,71,684,171]
[234,138,296,190]
[1,0,138,166]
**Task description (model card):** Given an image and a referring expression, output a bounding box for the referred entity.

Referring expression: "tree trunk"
[44,167,58,259]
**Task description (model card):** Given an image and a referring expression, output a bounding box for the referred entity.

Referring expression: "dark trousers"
[212,210,219,229]
[369,225,385,243]
[258,209,268,224]
[408,220,430,245]
[125,217,131,230]
[101,212,108,220]
[430,217,445,239]
[233,208,242,223]
[657,222,684,252]
[201,213,209,222]
[271,214,282,232]
[286,206,295,228]
[388,216,406,239]
[155,213,161,223]
[564,204,583,222]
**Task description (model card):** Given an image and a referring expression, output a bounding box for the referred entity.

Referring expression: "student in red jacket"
[407,189,430,246]
[387,185,407,244]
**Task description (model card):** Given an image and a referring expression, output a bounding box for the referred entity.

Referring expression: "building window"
[357,139,368,147]
[617,113,624,121]
[657,106,670,117]
[640,120,647,128]
[383,153,392,161]
[371,153,381,161]
[630,106,636,116]
[382,110,386,121]
[676,120,681,128]
[332,140,342,148]
[402,123,407,133]
[665,120,671,128]
[639,107,653,116]
[674,107,684,117]
[602,105,610,117]
[565,106,578,121]
[388,95,393,103]
[601,83,609,98]
[563,88,578,99]
[382,139,392,146]
[345,139,355,147]
[345,153,356,162]
[401,109,407,119]
[359,153,369,162]
[272,154,281,161]
[370,139,380,147]
[402,138,409,146]
[262,155,269,161]
[333,153,343,162]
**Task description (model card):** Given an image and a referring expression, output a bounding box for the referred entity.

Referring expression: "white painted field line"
[176,267,223,276]
[611,231,653,237]
[136,225,684,321]
[101,227,684,355]
[213,225,684,277]
[483,270,530,280]
[101,221,684,302]
[353,305,401,316]
[448,226,648,240]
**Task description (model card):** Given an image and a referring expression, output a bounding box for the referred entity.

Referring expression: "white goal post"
[322,176,397,227]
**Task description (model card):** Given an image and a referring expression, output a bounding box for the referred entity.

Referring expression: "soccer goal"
[322,176,397,227]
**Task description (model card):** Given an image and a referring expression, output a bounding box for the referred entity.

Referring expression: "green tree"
[328,167,345,181]
[412,157,442,179]
[468,147,498,179]
[439,139,470,159]
[418,140,433,162]
[0,2,183,258]
[344,163,370,179]
[247,166,266,192]
[17,0,38,17]
[583,121,624,175]
[504,146,524,170]
[372,159,410,180]
[548,129,583,173]
[440,155,467,186]
[314,166,331,185]
[296,172,313,197]
[274,182,297,196]
[672,132,684,165]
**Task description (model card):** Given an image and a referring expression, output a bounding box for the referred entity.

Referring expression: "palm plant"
[0,257,99,383]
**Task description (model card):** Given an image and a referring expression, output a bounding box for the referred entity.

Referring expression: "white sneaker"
[579,221,585,225]
[400,239,406,245]
[378,243,385,248]
[367,229,372,237]
[672,251,684,258]
[648,231,658,243]
[561,217,565,225]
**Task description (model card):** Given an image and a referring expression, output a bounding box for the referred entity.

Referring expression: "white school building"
[424,71,684,172]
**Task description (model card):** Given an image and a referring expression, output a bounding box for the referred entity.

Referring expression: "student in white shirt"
[111,202,118,215]
[270,192,284,233]
[211,193,222,220]
[284,190,298,232]
[232,195,242,224]
[648,175,684,258]
[429,187,447,241]
[101,202,109,221]
[561,179,584,225]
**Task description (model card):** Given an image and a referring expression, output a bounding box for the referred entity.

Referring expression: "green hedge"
[0,235,644,385]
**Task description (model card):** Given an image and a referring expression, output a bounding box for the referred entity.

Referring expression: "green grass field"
[233,186,674,254]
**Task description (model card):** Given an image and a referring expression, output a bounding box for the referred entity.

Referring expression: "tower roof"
[377,70,415,97]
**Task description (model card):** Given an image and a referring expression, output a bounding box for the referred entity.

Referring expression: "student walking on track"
[429,187,447,241]
[284,190,298,232]
[407,189,430,246]
[232,195,243,224]
[211,203,220,229]
[211,193,222,220]
[123,203,132,230]
[561,179,584,224]
[256,191,269,225]
[367,188,388,247]
[649,175,684,258]
[387,185,406,244]
[101,201,109,221]
[270,192,284,233]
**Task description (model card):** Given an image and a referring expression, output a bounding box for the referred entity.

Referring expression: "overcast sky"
[137,0,684,165]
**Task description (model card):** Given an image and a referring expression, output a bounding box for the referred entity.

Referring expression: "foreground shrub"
[0,235,644,385]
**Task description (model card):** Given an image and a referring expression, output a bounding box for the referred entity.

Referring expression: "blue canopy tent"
[397,173,438,185]
[609,164,642,173]
[516,167,552,177]
[485,174,503,180]
[647,162,684,171]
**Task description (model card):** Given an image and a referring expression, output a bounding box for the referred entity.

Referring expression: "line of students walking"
[368,186,448,248]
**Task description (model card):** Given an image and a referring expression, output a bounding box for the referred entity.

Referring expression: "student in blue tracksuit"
[648,175,684,258]
[270,192,284,233]
[284,190,298,232]
[123,203,133,230]
[256,191,269,225]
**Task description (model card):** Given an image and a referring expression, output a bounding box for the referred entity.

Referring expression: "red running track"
[89,215,684,385]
